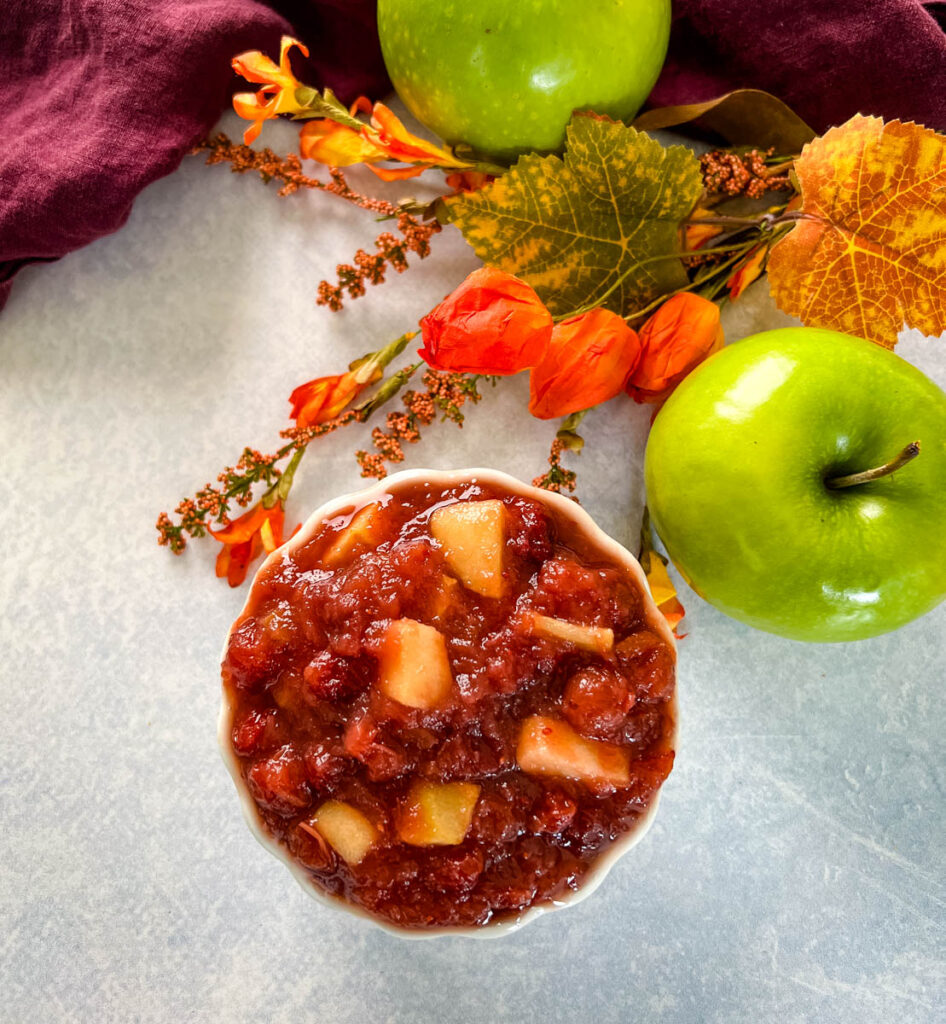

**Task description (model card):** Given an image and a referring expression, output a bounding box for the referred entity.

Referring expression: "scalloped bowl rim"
[218,467,678,940]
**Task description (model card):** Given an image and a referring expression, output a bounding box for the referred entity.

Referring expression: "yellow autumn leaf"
[767,116,946,347]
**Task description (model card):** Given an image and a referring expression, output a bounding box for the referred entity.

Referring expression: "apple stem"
[825,441,921,489]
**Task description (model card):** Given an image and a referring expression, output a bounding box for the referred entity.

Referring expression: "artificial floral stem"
[556,409,588,451]
[685,205,796,231]
[270,446,305,504]
[696,246,768,303]
[366,330,417,374]
[356,360,423,419]
[623,238,762,320]
[697,222,794,303]
[763,159,796,176]
[686,214,772,228]
[762,151,798,164]
[638,506,656,564]
[825,442,921,489]
[470,159,508,176]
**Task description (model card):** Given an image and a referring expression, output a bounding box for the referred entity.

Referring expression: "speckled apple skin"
[645,328,946,643]
[378,0,671,160]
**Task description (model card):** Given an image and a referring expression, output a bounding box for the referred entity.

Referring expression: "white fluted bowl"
[220,468,678,939]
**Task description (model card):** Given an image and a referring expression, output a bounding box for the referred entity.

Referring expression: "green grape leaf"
[444,114,703,318]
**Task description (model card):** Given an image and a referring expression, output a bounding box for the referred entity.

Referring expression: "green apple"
[377,0,671,161]
[644,328,946,642]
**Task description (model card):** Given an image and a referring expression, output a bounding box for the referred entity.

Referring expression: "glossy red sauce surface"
[222,479,676,929]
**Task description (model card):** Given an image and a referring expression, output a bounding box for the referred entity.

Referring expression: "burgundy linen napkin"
[0,0,388,309]
[651,0,946,134]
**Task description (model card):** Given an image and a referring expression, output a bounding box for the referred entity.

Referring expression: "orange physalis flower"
[211,501,286,587]
[644,553,687,637]
[300,99,472,181]
[682,205,723,253]
[419,268,553,375]
[726,245,768,300]
[232,36,310,145]
[528,308,641,420]
[626,293,724,404]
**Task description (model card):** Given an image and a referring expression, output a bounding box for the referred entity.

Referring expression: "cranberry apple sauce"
[220,470,677,932]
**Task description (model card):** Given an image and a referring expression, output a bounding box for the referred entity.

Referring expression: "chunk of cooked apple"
[516,715,630,788]
[529,613,614,654]
[377,618,453,709]
[429,499,505,598]
[311,800,378,865]
[397,780,481,846]
[428,573,461,619]
[322,503,384,567]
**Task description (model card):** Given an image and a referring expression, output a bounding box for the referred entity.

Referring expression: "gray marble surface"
[1,111,944,1024]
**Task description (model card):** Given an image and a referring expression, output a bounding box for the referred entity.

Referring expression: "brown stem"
[762,159,795,177]
[686,214,764,227]
[686,209,803,230]
[825,442,921,489]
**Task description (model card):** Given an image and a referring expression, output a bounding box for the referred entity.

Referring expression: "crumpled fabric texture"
[2,0,944,309]
[651,0,946,134]
[0,0,388,307]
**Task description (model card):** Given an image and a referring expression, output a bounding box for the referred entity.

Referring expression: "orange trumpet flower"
[300,99,473,181]
[231,36,310,145]
[211,501,287,587]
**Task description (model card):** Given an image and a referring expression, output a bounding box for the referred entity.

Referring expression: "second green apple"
[645,328,946,642]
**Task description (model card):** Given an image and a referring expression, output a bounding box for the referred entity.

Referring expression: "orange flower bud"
[290,336,409,428]
[528,308,641,420]
[289,372,360,428]
[419,268,553,375]
[625,293,724,404]
[726,245,768,301]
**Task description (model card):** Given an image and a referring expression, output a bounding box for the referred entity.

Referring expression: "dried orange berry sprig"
[667,145,800,301]
[532,413,586,494]
[197,135,442,310]
[699,147,794,200]
[356,370,485,480]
